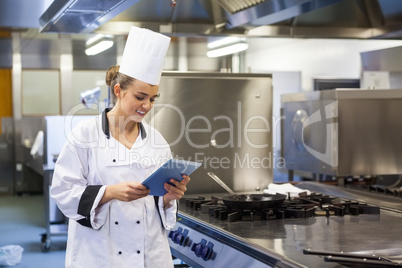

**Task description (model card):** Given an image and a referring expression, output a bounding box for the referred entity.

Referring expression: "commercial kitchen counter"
[169,182,402,267]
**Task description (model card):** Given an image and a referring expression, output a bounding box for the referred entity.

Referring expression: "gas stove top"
[183,192,380,223]
[168,182,402,268]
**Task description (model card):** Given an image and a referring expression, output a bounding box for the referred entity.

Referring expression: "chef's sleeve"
[153,150,177,230]
[50,141,109,230]
[157,197,177,230]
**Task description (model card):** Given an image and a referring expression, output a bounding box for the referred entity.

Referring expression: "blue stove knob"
[168,230,178,241]
[201,245,210,260]
[191,242,204,256]
[168,227,188,246]
[191,239,214,261]
[174,233,183,244]
[202,241,214,261]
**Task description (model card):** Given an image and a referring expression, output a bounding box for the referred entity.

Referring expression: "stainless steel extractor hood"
[1,0,402,39]
[219,0,343,29]
[39,0,141,33]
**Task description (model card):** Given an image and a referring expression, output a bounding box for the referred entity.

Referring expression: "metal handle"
[207,172,236,195]
[303,249,396,263]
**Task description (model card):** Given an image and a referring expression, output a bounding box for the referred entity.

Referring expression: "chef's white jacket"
[51,109,177,268]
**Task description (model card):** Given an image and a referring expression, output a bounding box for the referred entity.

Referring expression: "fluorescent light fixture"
[207,37,243,49]
[85,40,114,56]
[85,34,114,56]
[207,43,249,58]
[207,36,249,58]
[86,34,104,46]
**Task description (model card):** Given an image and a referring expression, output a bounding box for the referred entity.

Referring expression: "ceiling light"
[207,42,249,58]
[207,37,243,49]
[86,34,105,46]
[85,35,114,56]
[207,37,249,58]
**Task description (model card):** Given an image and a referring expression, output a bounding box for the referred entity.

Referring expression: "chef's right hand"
[100,182,150,204]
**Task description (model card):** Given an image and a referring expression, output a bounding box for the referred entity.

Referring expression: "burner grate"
[369,185,402,197]
[181,193,381,223]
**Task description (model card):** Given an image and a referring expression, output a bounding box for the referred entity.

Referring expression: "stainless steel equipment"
[17,116,46,194]
[361,45,402,89]
[148,72,273,194]
[0,117,15,195]
[168,183,402,268]
[281,89,402,179]
[155,75,401,267]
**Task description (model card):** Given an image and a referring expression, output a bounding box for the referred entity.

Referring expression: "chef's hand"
[100,181,150,204]
[163,175,191,209]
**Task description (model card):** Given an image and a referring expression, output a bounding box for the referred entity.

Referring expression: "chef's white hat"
[119,26,171,85]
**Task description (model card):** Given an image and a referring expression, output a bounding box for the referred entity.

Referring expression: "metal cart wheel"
[41,234,52,252]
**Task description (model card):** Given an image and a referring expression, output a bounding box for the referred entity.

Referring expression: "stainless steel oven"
[281,89,402,178]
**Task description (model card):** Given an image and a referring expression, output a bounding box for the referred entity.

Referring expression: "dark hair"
[105,65,135,104]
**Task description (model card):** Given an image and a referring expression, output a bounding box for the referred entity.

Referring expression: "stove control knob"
[168,227,188,246]
[168,230,178,241]
[191,241,203,256]
[191,239,214,261]
[201,245,211,260]
[175,233,183,244]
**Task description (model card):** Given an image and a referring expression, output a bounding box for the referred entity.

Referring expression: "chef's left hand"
[163,175,190,208]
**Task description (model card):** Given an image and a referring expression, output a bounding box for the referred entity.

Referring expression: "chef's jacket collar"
[101,108,147,140]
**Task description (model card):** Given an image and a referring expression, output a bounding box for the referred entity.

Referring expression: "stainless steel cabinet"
[0,117,14,195]
[15,117,45,194]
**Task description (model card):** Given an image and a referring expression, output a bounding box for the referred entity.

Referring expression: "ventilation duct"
[39,0,140,33]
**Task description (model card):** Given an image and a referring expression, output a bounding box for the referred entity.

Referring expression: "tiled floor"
[0,194,66,267]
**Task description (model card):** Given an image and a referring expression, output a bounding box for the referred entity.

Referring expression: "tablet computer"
[142,159,202,196]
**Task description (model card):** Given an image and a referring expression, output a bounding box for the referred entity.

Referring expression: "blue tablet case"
[142,159,202,196]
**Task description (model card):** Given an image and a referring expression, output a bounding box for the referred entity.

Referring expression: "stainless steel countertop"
[178,185,402,267]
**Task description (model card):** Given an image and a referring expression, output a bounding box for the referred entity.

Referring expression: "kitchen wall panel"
[247,38,402,91]
[20,39,60,69]
[0,39,12,68]
[21,70,60,115]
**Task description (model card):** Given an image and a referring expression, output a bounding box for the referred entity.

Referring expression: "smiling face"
[114,79,159,122]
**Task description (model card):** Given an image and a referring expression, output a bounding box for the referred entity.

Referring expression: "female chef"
[50,26,189,268]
